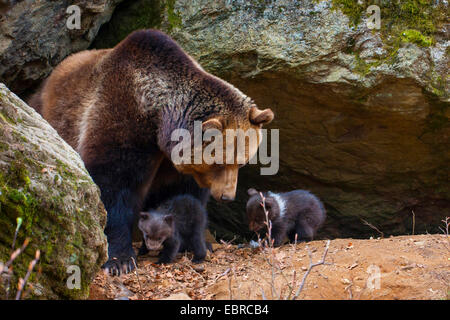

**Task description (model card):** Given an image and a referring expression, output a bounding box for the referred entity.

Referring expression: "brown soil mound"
[89,235,449,300]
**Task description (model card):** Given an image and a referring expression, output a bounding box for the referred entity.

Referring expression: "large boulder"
[0,0,124,95]
[92,0,449,240]
[0,83,107,299]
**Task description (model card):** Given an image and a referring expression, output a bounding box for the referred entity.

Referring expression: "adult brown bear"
[29,30,274,275]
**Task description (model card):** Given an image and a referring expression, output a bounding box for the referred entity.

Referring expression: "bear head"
[172,99,274,202]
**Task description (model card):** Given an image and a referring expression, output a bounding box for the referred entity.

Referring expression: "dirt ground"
[89,234,449,300]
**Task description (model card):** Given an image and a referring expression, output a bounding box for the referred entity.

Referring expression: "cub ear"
[139,212,148,220]
[247,188,258,196]
[264,197,275,210]
[164,215,174,225]
[249,106,274,126]
[202,118,223,132]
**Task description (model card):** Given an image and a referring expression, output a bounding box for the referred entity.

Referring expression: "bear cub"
[246,188,326,246]
[138,194,209,264]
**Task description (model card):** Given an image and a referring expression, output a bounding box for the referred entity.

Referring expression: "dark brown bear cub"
[246,188,326,246]
[138,194,208,264]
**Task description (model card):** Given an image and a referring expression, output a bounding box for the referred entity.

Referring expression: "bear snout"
[220,194,234,202]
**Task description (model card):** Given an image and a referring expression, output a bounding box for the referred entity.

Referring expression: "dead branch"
[212,267,231,284]
[15,249,40,300]
[438,217,450,252]
[2,238,30,272]
[131,257,143,299]
[361,219,384,238]
[293,240,331,300]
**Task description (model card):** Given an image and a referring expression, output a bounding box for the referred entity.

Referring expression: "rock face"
[92,0,449,240]
[0,83,107,299]
[0,0,124,95]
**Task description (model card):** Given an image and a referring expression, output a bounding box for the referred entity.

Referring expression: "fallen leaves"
[91,244,244,300]
[89,235,449,300]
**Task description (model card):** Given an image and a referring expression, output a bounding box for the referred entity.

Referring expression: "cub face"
[138,212,174,250]
[246,188,280,232]
[176,106,274,202]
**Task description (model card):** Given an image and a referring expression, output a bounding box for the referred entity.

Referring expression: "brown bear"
[29,29,273,275]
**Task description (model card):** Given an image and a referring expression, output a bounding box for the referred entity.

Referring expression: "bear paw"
[102,255,136,276]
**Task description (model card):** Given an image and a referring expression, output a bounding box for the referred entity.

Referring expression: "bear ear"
[264,197,274,210]
[202,118,223,132]
[164,215,174,225]
[263,198,278,219]
[139,212,148,220]
[249,106,274,126]
[247,188,258,196]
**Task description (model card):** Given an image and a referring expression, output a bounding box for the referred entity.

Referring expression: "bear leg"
[157,236,180,264]
[138,239,149,256]
[271,222,287,247]
[190,228,207,263]
[101,188,137,276]
[88,150,164,275]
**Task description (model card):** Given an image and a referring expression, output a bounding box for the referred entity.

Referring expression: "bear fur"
[246,188,326,246]
[28,29,273,275]
[138,194,209,264]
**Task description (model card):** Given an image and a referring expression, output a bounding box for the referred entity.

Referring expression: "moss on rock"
[400,29,433,47]
[0,84,107,299]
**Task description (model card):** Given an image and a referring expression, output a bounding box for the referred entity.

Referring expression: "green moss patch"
[331,0,446,36]
[400,29,433,47]
[330,0,446,51]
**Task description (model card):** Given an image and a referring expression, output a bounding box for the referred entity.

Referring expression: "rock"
[0,83,107,299]
[0,0,124,95]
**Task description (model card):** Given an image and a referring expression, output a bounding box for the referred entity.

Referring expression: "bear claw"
[102,256,136,276]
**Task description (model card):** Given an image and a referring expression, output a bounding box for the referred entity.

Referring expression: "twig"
[361,219,384,238]
[228,268,233,300]
[131,257,143,299]
[4,238,29,300]
[23,266,42,300]
[220,236,237,248]
[439,217,450,252]
[186,263,206,282]
[15,249,40,300]
[213,267,231,284]
[286,270,296,300]
[411,210,415,235]
[293,240,331,300]
[11,218,23,251]
[259,192,280,299]
[345,283,353,300]
[260,288,267,300]
[286,234,298,300]
[4,238,30,270]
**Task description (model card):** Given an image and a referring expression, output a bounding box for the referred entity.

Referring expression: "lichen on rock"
[0,0,125,95]
[0,83,107,299]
